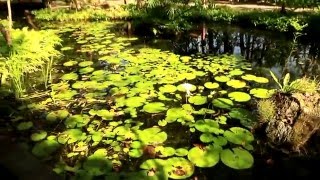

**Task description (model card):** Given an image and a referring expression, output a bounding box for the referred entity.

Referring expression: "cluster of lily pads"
[12,22,276,179]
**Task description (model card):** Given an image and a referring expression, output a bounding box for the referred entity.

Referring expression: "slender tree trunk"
[7,0,12,30]
[136,0,142,8]
[280,2,286,14]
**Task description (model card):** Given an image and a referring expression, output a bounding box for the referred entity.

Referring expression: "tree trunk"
[136,0,143,8]
[280,2,286,14]
[7,0,12,30]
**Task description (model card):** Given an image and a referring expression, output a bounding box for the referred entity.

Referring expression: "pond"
[5,20,320,179]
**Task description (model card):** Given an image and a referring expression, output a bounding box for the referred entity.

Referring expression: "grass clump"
[257,99,276,122]
[290,77,319,93]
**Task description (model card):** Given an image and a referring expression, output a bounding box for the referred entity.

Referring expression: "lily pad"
[61,73,78,81]
[195,119,223,134]
[204,82,219,89]
[177,84,197,92]
[175,148,189,156]
[64,114,90,128]
[31,131,47,141]
[79,67,94,74]
[212,136,228,146]
[159,85,177,93]
[228,92,251,102]
[188,96,207,105]
[125,97,146,108]
[129,148,143,158]
[226,80,246,88]
[228,108,255,128]
[249,88,275,98]
[78,61,94,67]
[166,157,194,179]
[32,139,60,158]
[17,121,33,131]
[242,74,269,83]
[188,145,220,167]
[63,60,78,67]
[200,133,214,143]
[83,150,112,176]
[96,110,115,120]
[223,127,254,147]
[220,148,254,170]
[165,108,193,123]
[143,102,167,113]
[212,98,234,109]
[215,76,230,82]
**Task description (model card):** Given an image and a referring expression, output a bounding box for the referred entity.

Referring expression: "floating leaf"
[32,139,60,158]
[220,148,254,170]
[31,131,47,141]
[96,110,115,120]
[159,85,177,93]
[212,98,234,109]
[125,97,146,108]
[17,121,33,131]
[228,108,255,128]
[78,61,93,67]
[65,114,90,128]
[83,150,112,176]
[215,76,230,82]
[188,145,220,167]
[249,88,275,98]
[166,157,194,179]
[200,133,214,143]
[204,82,219,89]
[177,84,197,92]
[228,92,251,102]
[143,102,167,113]
[188,96,207,105]
[213,136,228,146]
[79,67,94,74]
[63,60,78,67]
[61,73,78,81]
[195,119,223,134]
[129,148,143,158]
[175,148,189,156]
[242,74,269,83]
[223,127,254,147]
[226,80,246,88]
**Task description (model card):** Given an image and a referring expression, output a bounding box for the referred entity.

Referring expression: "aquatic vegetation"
[257,99,276,122]
[0,27,61,97]
[7,21,279,179]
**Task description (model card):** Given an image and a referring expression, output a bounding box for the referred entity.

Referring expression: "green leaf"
[188,145,221,167]
[200,133,214,143]
[143,102,167,113]
[270,71,282,89]
[31,131,47,141]
[188,95,207,105]
[220,148,254,169]
[283,73,290,87]
[32,139,60,158]
[166,157,194,179]
[228,92,251,102]
[17,121,33,131]
[212,98,234,109]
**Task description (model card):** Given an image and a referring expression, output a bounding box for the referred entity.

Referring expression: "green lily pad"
[195,119,223,134]
[249,88,275,98]
[156,146,176,157]
[61,73,78,81]
[96,110,115,120]
[228,92,251,102]
[204,82,219,89]
[226,80,246,88]
[63,60,78,67]
[159,85,177,93]
[143,102,167,113]
[215,76,230,82]
[78,61,93,67]
[229,69,244,76]
[79,67,94,74]
[58,129,86,144]
[177,84,197,92]
[242,74,269,83]
[129,148,143,158]
[17,121,33,131]
[166,157,194,179]
[220,148,254,169]
[64,114,90,128]
[31,131,47,141]
[212,98,234,109]
[125,97,146,108]
[223,127,254,147]
[140,159,167,170]
[200,133,214,143]
[165,108,193,123]
[83,150,112,176]
[188,96,207,105]
[213,136,228,146]
[175,148,189,156]
[32,139,60,158]
[46,112,57,122]
[188,145,220,167]
[138,127,168,145]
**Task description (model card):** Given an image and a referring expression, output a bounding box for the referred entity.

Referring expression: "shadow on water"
[0,89,62,180]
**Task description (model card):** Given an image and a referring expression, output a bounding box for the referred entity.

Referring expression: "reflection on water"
[142,24,320,80]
